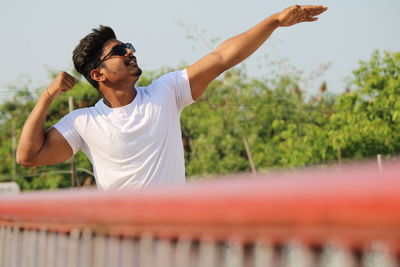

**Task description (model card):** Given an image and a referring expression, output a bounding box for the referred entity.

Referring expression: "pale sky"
[0,0,399,102]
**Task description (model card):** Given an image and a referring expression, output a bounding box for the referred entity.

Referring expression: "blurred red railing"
[0,162,399,267]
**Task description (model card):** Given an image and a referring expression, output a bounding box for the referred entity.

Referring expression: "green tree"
[1,50,398,189]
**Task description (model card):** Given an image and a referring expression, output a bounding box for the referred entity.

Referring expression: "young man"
[16,5,327,190]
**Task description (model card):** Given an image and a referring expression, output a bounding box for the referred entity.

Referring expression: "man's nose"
[125,47,135,56]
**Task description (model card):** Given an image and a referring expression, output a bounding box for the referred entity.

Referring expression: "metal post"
[377,154,383,172]
[11,119,17,180]
[243,136,257,177]
[68,96,78,187]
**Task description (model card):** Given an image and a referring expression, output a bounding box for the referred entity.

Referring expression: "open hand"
[46,71,76,100]
[277,5,328,27]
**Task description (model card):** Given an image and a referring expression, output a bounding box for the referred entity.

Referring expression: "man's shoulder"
[63,105,97,121]
[148,70,184,85]
[144,70,186,95]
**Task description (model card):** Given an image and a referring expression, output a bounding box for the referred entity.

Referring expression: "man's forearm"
[214,13,280,69]
[16,91,53,164]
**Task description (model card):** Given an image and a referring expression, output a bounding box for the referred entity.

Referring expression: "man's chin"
[135,68,143,77]
[132,67,142,77]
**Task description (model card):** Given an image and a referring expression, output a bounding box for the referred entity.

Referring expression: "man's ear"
[90,69,106,82]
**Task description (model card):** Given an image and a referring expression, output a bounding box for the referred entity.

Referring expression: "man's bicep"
[187,52,227,100]
[32,128,73,166]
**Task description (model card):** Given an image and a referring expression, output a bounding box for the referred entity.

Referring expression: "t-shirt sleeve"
[53,110,83,155]
[158,69,195,111]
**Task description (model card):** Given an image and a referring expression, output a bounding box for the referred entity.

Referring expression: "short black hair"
[72,25,116,90]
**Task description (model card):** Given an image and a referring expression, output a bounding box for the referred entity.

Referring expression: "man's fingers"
[67,77,76,86]
[302,6,327,21]
[305,17,318,22]
[307,9,327,16]
[62,78,76,90]
[301,5,328,10]
[63,74,77,88]
[66,80,75,89]
[296,5,327,18]
[61,71,75,81]
[65,73,76,83]
[303,6,327,14]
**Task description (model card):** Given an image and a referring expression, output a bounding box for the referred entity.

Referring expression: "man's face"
[97,39,142,86]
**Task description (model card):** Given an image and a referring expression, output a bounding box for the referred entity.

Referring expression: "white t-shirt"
[53,69,194,190]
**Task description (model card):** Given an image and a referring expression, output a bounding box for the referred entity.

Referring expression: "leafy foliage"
[0,50,399,189]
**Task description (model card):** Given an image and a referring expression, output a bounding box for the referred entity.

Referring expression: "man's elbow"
[210,51,230,70]
[213,48,242,70]
[16,151,37,168]
[16,158,36,168]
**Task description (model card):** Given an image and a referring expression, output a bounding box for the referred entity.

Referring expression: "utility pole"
[337,146,342,167]
[11,119,17,180]
[242,136,257,177]
[69,96,78,187]
[377,154,383,172]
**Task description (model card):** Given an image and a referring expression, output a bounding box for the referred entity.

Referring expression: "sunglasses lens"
[112,44,127,56]
[125,43,136,53]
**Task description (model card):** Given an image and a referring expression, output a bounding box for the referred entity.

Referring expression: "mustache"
[124,55,138,66]
[127,54,136,61]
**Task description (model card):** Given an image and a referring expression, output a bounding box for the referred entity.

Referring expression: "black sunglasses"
[93,43,135,69]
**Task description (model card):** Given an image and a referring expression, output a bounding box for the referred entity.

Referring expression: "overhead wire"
[0,87,398,181]
[0,89,398,112]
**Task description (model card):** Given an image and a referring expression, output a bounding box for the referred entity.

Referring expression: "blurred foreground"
[0,161,399,267]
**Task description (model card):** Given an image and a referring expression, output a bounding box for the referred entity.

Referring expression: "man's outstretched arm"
[187,5,328,100]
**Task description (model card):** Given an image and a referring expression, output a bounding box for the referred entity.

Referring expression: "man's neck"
[101,85,137,108]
